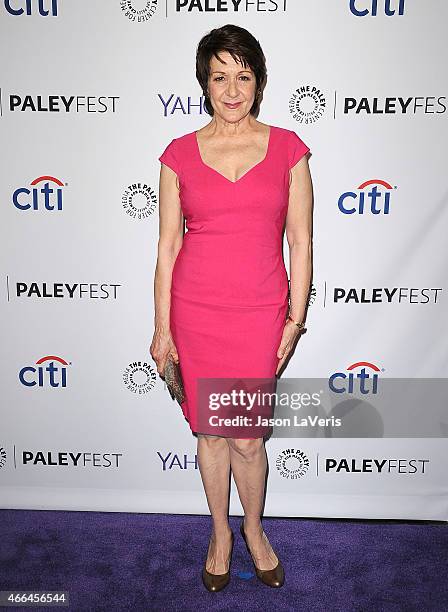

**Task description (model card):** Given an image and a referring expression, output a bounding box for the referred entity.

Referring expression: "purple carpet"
[0,510,447,611]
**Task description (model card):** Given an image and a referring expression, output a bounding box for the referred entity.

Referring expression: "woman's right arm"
[150,163,184,375]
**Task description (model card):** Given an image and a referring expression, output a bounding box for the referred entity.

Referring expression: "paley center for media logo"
[19,355,71,388]
[276,448,310,480]
[122,182,157,220]
[123,360,158,394]
[288,280,317,307]
[0,446,7,469]
[289,85,326,125]
[120,0,158,22]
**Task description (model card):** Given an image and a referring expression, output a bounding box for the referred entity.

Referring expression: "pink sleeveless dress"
[158,125,310,437]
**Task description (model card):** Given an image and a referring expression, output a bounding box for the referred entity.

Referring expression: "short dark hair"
[196,24,267,117]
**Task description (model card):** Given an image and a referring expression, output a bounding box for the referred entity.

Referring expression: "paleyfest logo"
[178,0,288,12]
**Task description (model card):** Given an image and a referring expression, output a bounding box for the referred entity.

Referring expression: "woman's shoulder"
[271,124,311,168]
[271,124,304,141]
[164,130,194,148]
[158,130,195,174]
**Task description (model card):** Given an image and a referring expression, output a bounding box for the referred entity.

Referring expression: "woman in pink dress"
[150,24,313,592]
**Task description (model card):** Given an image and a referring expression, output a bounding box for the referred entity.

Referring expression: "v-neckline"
[194,125,273,184]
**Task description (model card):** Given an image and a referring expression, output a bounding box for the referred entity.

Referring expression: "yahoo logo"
[338,179,395,215]
[329,361,381,394]
[4,0,58,16]
[19,355,70,388]
[157,452,198,471]
[158,94,207,117]
[13,176,65,211]
[349,0,405,16]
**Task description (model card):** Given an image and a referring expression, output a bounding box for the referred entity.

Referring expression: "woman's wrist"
[154,319,170,333]
[286,311,306,331]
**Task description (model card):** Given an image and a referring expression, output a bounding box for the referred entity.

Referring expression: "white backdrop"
[1,1,447,520]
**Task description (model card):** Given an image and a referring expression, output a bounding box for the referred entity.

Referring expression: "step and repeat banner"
[1,1,447,520]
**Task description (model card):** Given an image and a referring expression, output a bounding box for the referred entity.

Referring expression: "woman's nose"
[226,79,239,97]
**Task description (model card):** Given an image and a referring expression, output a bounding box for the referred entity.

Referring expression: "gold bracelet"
[287,313,306,330]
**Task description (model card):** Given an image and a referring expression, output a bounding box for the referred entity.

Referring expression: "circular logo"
[276,448,309,479]
[123,361,158,394]
[122,183,157,220]
[308,284,317,305]
[120,0,158,22]
[0,447,7,469]
[289,85,326,124]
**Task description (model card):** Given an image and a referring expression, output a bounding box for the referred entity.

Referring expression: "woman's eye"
[212,76,251,82]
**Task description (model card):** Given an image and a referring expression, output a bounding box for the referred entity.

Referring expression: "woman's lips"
[224,102,242,109]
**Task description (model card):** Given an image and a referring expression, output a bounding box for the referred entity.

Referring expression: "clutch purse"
[164,355,185,405]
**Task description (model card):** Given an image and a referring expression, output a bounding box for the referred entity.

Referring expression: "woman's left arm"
[276,155,313,374]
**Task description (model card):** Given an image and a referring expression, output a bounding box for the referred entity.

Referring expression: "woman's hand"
[275,320,302,375]
[150,327,179,376]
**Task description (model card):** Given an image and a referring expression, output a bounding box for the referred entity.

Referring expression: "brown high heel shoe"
[240,520,285,588]
[201,530,234,592]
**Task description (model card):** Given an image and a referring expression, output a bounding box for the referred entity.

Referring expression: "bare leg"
[197,434,233,574]
[227,437,279,571]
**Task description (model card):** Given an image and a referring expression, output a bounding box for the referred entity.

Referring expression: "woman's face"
[207,50,257,122]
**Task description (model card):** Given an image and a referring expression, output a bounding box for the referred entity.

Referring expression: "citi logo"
[4,0,58,16]
[329,361,382,394]
[13,176,65,211]
[338,179,395,215]
[349,0,405,16]
[19,355,70,388]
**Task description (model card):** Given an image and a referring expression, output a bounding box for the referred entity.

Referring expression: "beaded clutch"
[164,355,185,405]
